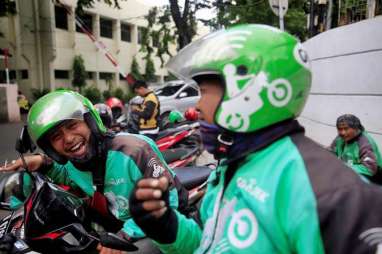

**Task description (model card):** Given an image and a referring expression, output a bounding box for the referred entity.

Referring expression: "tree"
[144,58,156,82]
[210,0,308,40]
[168,0,211,49]
[72,55,87,93]
[130,56,143,80]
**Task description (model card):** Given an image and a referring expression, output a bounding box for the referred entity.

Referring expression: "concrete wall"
[300,16,382,148]
[0,84,20,122]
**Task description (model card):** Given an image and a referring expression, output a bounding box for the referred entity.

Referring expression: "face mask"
[199,121,221,154]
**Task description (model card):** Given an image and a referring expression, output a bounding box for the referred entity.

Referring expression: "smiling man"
[1,90,187,254]
[331,114,382,179]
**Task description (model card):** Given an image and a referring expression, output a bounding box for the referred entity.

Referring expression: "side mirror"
[15,126,36,154]
[178,92,187,98]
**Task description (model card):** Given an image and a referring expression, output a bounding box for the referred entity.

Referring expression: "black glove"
[129,181,178,244]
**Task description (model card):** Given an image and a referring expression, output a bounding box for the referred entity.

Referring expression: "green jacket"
[45,133,185,238]
[158,128,382,253]
[330,131,382,176]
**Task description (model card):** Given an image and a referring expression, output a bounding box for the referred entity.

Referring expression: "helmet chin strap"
[215,131,234,160]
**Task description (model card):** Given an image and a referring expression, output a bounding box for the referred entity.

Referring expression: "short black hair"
[132,80,147,90]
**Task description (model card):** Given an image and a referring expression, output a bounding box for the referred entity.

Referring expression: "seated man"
[330,114,382,180]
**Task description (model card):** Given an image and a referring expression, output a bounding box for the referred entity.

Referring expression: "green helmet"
[166,24,311,133]
[168,110,185,124]
[27,90,106,163]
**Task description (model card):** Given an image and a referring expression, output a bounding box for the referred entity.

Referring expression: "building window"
[99,72,114,80]
[55,5,68,30]
[87,72,94,79]
[20,70,28,79]
[100,18,113,38]
[137,26,147,44]
[121,23,131,42]
[76,13,93,33]
[54,70,70,79]
[0,70,16,83]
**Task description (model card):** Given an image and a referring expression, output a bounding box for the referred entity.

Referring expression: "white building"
[0,0,176,100]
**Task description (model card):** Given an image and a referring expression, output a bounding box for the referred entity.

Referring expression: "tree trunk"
[168,0,193,49]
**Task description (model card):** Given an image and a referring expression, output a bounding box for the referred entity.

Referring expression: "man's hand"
[0,155,44,172]
[133,177,169,218]
[129,177,178,244]
[96,244,123,254]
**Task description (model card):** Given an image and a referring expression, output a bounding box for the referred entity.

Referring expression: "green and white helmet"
[166,24,311,133]
[27,90,106,163]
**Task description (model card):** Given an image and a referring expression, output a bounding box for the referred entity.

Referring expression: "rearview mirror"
[15,126,36,154]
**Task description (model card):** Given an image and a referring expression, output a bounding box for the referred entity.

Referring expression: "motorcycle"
[0,126,212,253]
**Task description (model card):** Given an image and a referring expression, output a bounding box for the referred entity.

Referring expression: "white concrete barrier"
[301,16,382,148]
[0,84,20,122]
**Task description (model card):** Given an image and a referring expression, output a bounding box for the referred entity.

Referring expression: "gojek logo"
[148,158,164,178]
[219,63,292,132]
[359,228,382,254]
[228,208,258,249]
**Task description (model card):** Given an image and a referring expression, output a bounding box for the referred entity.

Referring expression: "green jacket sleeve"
[45,162,73,186]
[156,210,202,254]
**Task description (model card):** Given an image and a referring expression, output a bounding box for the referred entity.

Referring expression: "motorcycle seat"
[161,147,199,164]
[173,166,212,190]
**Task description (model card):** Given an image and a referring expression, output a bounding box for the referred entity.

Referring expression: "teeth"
[70,143,82,152]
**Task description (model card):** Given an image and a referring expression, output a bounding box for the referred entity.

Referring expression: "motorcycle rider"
[0,90,187,253]
[131,80,160,140]
[94,103,113,129]
[105,96,127,131]
[128,24,382,253]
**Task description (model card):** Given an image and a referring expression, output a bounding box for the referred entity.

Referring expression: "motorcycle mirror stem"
[15,125,36,172]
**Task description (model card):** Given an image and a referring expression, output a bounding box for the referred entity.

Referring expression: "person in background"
[131,80,160,140]
[330,114,382,182]
[17,90,29,114]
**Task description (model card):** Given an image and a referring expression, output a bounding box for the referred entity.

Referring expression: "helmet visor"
[166,29,241,82]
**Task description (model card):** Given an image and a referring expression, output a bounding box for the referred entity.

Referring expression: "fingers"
[0,159,22,172]
[137,176,169,191]
[142,200,166,211]
[151,207,168,218]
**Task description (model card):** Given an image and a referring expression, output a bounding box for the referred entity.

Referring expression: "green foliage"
[75,0,125,15]
[144,58,156,82]
[211,0,308,40]
[112,87,125,101]
[131,56,143,80]
[72,55,87,92]
[31,88,50,101]
[102,90,112,101]
[123,90,135,103]
[82,85,102,104]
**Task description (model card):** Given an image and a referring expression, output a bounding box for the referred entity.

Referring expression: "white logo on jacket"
[228,208,258,249]
[237,177,269,202]
[148,158,164,178]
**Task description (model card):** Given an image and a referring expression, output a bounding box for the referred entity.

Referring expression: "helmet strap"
[215,131,234,159]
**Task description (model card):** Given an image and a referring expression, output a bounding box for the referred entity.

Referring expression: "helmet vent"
[237,65,248,75]
[298,49,308,63]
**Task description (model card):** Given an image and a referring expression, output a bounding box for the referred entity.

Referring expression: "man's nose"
[63,130,75,144]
